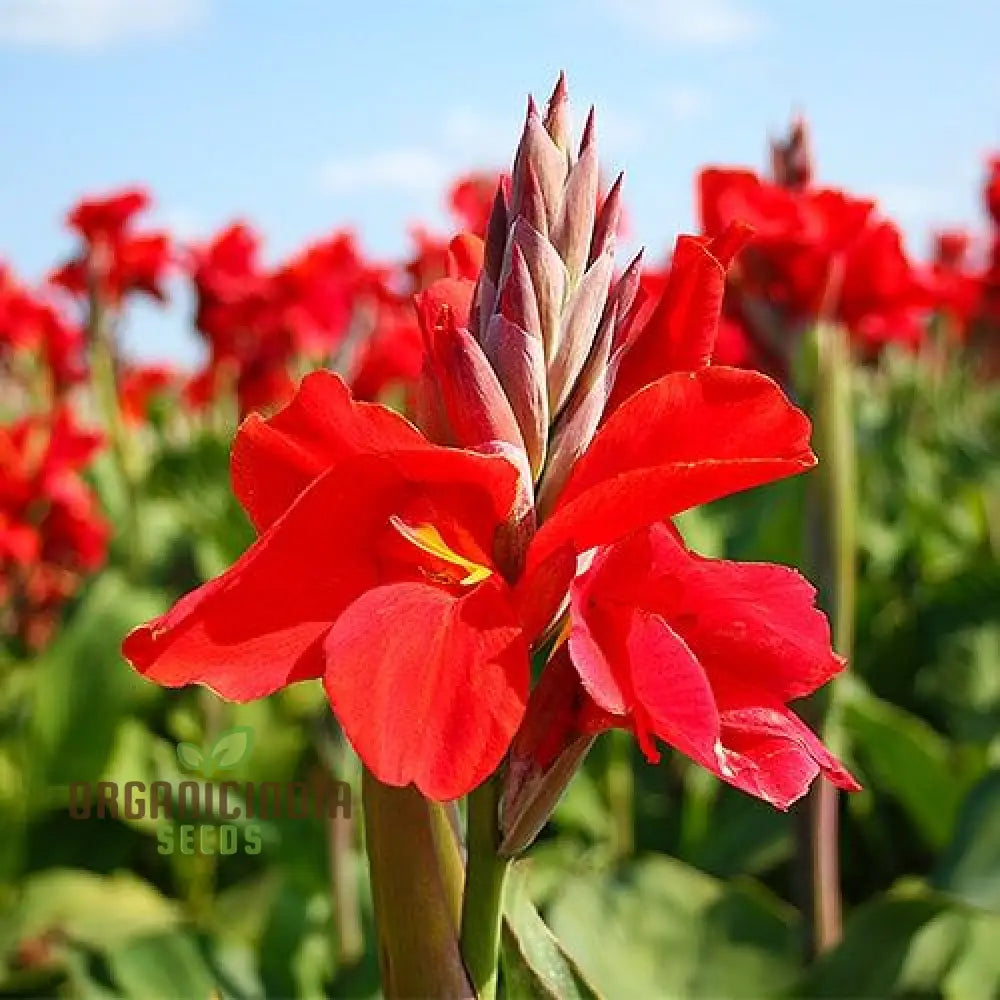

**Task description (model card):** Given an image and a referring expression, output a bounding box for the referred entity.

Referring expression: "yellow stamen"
[389,516,492,586]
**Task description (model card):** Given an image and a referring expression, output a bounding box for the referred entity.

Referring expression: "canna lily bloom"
[1,408,107,650]
[0,265,87,393]
[567,524,858,809]
[188,221,423,414]
[124,77,853,813]
[51,187,172,305]
[124,372,531,800]
[501,525,858,852]
[699,121,930,368]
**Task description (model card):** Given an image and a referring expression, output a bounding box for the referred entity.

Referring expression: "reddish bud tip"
[579,107,597,155]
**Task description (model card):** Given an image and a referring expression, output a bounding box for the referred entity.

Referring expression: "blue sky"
[1,0,997,363]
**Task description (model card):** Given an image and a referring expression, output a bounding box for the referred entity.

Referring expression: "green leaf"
[502,865,602,999]
[2,870,179,954]
[840,679,983,848]
[30,571,167,801]
[933,771,1000,914]
[208,726,254,773]
[107,931,216,999]
[800,883,1000,999]
[176,741,205,773]
[545,856,799,998]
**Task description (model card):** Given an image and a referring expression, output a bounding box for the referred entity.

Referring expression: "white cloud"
[659,85,711,121]
[441,108,519,166]
[318,108,516,199]
[316,98,644,199]
[602,0,763,46]
[0,0,205,49]
[318,149,453,197]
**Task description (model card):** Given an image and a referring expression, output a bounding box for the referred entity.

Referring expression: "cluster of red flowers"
[0,408,107,649]
[185,172,503,416]
[50,188,172,307]
[924,157,1000,374]
[617,118,1000,382]
[6,76,999,824]
[0,264,86,397]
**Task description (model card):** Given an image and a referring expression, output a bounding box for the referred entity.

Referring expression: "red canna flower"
[566,524,858,809]
[0,265,87,394]
[698,155,928,367]
[52,187,172,306]
[124,77,855,817]
[1,408,107,650]
[67,188,149,243]
[124,372,529,799]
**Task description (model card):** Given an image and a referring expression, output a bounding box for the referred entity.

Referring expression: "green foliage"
[2,353,998,996]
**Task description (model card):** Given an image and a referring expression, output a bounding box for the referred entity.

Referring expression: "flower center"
[389,515,492,587]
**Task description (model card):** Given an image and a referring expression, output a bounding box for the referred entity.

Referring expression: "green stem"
[88,297,143,577]
[460,778,510,1000]
[362,770,471,998]
[606,729,634,860]
[799,321,857,957]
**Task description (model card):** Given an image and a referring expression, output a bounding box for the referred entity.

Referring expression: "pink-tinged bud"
[537,302,619,518]
[498,239,543,337]
[552,109,600,287]
[589,172,624,267]
[466,76,637,486]
[484,315,547,475]
[483,183,509,286]
[471,184,509,338]
[543,71,572,157]
[510,217,568,363]
[500,647,597,857]
[417,288,527,459]
[537,251,644,514]
[548,248,614,414]
[519,161,550,240]
[483,243,548,475]
[510,106,568,232]
[608,249,645,350]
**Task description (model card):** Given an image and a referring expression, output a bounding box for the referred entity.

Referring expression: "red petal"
[123,461,393,699]
[323,581,529,801]
[629,524,844,702]
[125,448,520,700]
[529,367,815,569]
[611,226,751,407]
[626,610,722,768]
[447,234,485,280]
[415,277,476,332]
[231,370,425,532]
[718,704,861,809]
[569,543,721,765]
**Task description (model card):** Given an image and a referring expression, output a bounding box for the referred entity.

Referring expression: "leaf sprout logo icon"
[176,726,254,779]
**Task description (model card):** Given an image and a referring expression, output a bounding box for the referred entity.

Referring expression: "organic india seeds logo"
[176,725,254,778]
[67,726,351,856]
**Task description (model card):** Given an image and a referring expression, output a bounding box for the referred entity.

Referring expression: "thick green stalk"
[88,296,143,577]
[362,770,471,998]
[799,321,857,956]
[460,777,510,1000]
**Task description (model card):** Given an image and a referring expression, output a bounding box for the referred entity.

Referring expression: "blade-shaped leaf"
[502,866,603,999]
